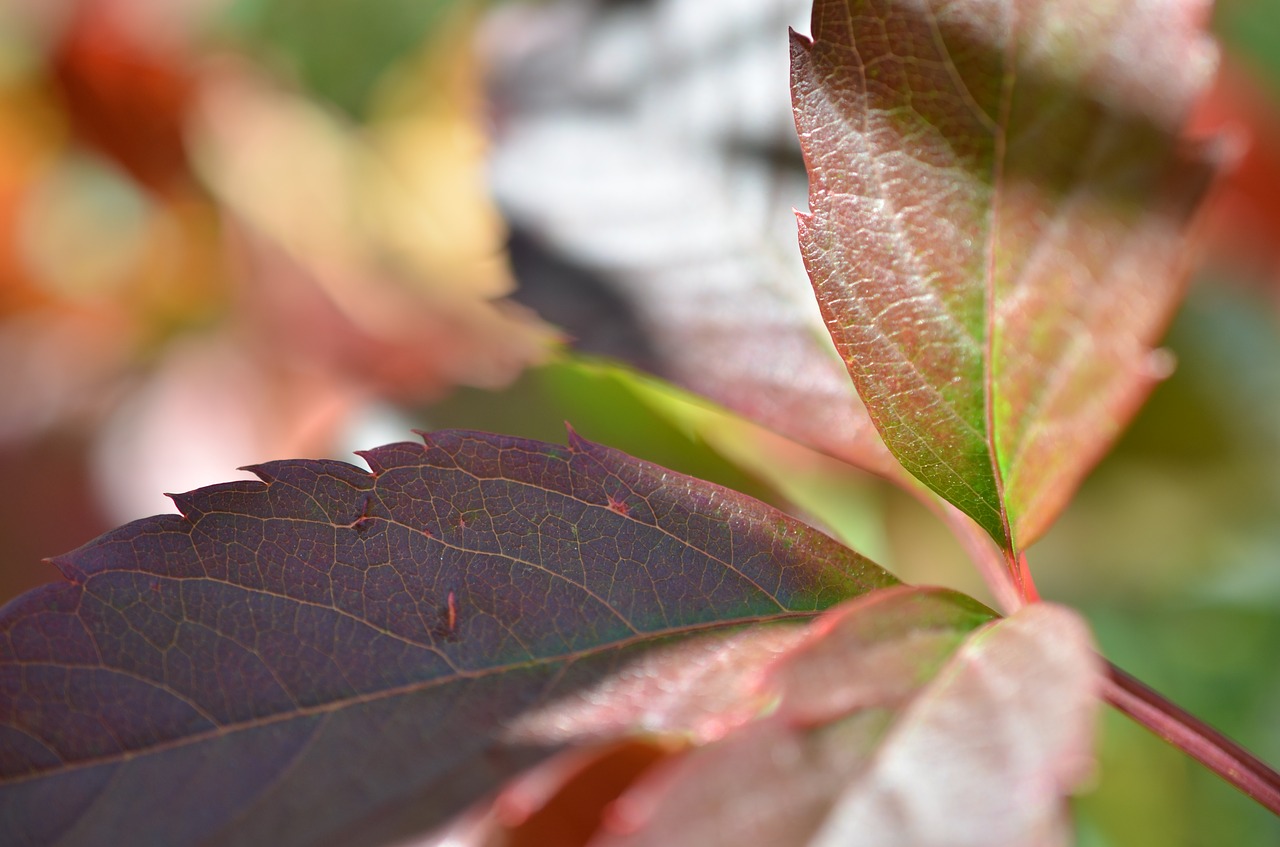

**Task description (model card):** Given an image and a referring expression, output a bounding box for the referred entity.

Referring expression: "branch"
[1103,661,1280,815]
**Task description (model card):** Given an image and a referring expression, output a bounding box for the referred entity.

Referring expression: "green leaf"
[0,430,894,846]
[792,0,1218,549]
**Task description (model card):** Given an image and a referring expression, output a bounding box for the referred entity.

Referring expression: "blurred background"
[0,0,1278,843]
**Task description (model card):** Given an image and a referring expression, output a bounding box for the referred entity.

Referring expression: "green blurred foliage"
[223,0,474,116]
[1217,0,1280,88]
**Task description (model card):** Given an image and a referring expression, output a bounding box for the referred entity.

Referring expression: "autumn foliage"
[2,0,1279,845]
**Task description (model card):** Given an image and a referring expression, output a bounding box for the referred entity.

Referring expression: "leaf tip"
[239,463,276,484]
[43,554,83,586]
[354,449,385,476]
[787,26,812,51]
[565,422,590,454]
[165,491,197,520]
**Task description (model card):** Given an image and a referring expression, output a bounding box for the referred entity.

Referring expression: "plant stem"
[1010,551,1039,604]
[1103,661,1280,816]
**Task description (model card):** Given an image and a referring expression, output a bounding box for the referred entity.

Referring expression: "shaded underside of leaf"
[0,430,895,846]
[762,585,996,725]
[808,602,1102,846]
[792,0,1218,549]
[580,593,1100,847]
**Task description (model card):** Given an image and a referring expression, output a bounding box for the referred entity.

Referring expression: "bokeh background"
[1,0,1278,843]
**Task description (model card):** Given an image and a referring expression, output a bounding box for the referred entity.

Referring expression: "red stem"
[1009,550,1039,604]
[1103,661,1280,816]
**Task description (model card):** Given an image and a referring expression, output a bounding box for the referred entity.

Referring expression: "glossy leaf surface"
[0,430,895,846]
[793,0,1218,548]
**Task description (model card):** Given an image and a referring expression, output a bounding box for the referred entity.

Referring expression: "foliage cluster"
[2,0,1279,844]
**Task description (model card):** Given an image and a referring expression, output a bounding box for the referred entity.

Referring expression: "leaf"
[484,0,900,478]
[192,65,555,402]
[808,603,1100,846]
[760,585,996,724]
[0,429,895,846]
[481,1,1028,611]
[449,738,680,847]
[792,0,1219,548]
[50,1,198,193]
[1187,56,1280,281]
[583,595,1101,847]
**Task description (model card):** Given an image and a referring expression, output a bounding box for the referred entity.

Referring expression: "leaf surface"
[585,595,1100,847]
[0,430,895,846]
[481,1,1025,609]
[792,0,1218,548]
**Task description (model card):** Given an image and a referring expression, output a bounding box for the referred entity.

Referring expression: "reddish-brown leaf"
[793,0,1219,549]
[50,1,197,194]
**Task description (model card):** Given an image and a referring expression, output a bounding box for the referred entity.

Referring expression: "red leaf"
[793,0,1219,550]
[0,429,894,845]
[50,2,197,194]
[419,738,678,847]
[1187,57,1280,282]
[480,2,1037,609]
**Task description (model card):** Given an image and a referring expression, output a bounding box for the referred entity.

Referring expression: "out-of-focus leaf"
[761,586,995,724]
[227,0,471,117]
[583,597,1099,847]
[48,0,199,194]
[193,65,555,401]
[808,603,1100,846]
[1188,56,1280,284]
[792,0,1218,549]
[417,738,680,847]
[484,0,898,479]
[0,430,895,846]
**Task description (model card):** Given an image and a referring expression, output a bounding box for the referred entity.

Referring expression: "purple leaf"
[0,430,894,846]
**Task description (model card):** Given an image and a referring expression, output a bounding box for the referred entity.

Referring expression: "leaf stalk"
[1102,661,1280,816]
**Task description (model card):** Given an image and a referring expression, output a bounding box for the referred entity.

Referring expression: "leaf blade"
[0,430,895,845]
[579,593,1100,847]
[792,0,1217,549]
